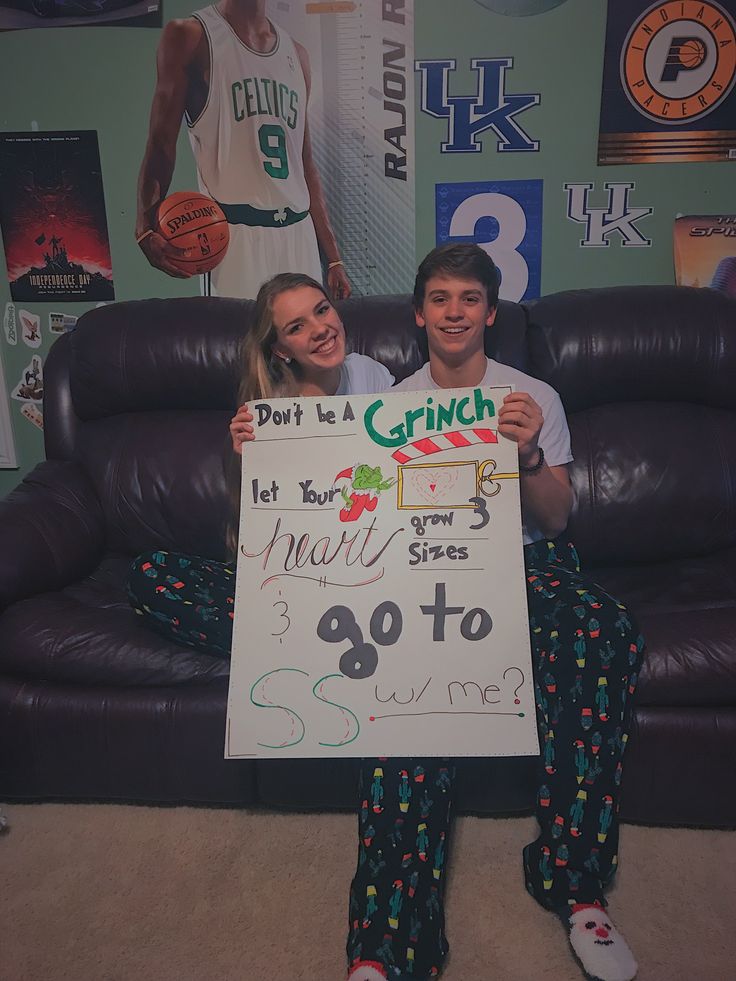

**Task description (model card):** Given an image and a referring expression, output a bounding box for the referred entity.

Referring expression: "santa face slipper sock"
[347,964,390,981]
[347,960,439,981]
[347,904,637,981]
[561,903,638,981]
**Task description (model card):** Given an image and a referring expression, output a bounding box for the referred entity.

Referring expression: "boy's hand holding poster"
[225,388,539,759]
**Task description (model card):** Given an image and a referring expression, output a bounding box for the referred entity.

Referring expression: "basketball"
[156,191,229,275]
[678,38,706,70]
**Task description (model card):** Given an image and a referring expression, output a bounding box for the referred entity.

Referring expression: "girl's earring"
[283,356,292,364]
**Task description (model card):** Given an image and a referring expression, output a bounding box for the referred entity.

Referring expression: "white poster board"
[225,387,538,759]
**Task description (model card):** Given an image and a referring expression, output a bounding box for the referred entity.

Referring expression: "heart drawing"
[409,467,459,505]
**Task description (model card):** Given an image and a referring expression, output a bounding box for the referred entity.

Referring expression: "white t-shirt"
[337,353,394,396]
[393,359,572,544]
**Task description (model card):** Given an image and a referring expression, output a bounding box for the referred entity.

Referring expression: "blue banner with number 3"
[436,179,543,302]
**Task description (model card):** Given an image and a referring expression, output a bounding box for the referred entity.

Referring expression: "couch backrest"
[43,294,527,560]
[43,286,736,566]
[525,286,736,565]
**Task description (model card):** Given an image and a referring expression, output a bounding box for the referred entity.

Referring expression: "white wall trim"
[0,344,18,469]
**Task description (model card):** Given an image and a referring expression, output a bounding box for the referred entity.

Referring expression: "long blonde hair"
[225,272,332,559]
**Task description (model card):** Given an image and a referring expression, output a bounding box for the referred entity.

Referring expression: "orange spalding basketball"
[156,191,229,275]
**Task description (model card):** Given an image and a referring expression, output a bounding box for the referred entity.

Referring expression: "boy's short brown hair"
[413,243,500,310]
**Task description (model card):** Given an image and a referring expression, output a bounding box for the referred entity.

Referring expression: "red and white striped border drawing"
[391,428,498,464]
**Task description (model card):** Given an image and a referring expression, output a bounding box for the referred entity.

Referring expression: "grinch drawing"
[333,464,396,522]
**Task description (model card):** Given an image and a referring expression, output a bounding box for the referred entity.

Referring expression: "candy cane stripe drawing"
[391,428,498,464]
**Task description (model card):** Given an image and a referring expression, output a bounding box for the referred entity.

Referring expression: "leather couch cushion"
[74,411,231,559]
[567,403,736,565]
[70,297,247,417]
[526,285,736,413]
[593,544,736,706]
[3,548,735,708]
[0,553,230,687]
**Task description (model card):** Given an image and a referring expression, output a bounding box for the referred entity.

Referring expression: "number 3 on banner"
[448,192,529,302]
[259,123,289,180]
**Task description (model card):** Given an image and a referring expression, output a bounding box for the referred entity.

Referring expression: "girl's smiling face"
[271,285,346,379]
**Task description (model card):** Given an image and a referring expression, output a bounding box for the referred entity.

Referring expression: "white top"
[188,7,310,212]
[394,358,573,544]
[337,353,395,396]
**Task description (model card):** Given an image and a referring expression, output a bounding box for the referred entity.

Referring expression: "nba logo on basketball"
[621,1,736,123]
[156,192,230,276]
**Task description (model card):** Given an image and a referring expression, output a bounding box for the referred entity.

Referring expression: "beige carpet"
[1,804,734,981]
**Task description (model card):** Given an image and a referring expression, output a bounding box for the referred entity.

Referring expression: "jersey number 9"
[259,123,289,180]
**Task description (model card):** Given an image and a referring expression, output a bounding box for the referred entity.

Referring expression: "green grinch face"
[352,464,387,490]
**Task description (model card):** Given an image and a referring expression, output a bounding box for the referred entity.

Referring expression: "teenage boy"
[398,242,573,542]
[347,244,643,981]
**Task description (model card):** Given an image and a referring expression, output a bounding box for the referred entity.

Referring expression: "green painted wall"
[1,0,733,499]
[415,0,733,292]
[0,1,200,499]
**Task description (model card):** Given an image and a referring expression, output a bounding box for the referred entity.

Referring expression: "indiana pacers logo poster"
[598,1,736,164]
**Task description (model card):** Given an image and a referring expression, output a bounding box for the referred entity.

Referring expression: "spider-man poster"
[0,131,115,301]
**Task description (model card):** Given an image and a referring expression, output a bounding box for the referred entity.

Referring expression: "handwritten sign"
[225,387,539,759]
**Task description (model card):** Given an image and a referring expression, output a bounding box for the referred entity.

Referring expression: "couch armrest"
[0,461,105,610]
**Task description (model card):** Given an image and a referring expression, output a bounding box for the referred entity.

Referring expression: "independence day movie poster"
[0,131,115,302]
[598,0,736,164]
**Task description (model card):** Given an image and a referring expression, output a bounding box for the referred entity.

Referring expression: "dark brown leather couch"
[2,286,735,827]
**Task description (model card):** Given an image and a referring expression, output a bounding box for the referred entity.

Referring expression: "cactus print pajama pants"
[127,551,236,658]
[127,539,644,981]
[347,540,644,979]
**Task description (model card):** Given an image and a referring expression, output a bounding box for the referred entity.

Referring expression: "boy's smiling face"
[415,274,497,366]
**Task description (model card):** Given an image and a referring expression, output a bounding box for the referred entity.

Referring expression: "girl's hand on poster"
[230,404,255,455]
[498,392,544,467]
